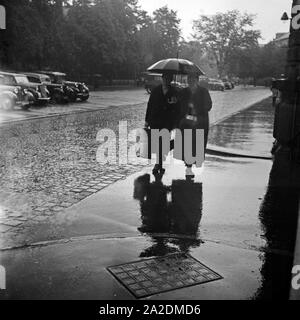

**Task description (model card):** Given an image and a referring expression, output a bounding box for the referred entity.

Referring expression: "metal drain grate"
[107,253,222,298]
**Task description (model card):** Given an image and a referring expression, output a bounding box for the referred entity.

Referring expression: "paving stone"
[0,224,13,232]
[33,216,49,222]
[80,192,93,197]
[14,217,27,222]
[1,220,23,227]
[7,213,23,218]
[71,189,83,193]
[50,206,63,212]
[97,183,109,186]
[102,180,114,184]
[95,186,105,191]
[59,202,74,208]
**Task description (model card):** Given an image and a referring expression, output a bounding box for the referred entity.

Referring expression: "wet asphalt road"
[0,86,270,250]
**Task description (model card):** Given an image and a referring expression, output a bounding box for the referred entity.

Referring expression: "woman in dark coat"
[178,74,212,177]
[145,73,180,175]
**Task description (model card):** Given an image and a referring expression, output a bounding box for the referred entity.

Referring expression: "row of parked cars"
[144,73,235,93]
[208,78,235,91]
[0,71,90,110]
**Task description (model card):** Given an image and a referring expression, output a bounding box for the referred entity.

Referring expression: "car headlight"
[13,88,19,95]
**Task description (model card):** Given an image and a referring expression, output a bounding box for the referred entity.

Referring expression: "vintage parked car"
[208,78,225,91]
[144,73,162,94]
[24,72,70,104]
[38,71,89,102]
[0,75,32,110]
[222,79,234,90]
[0,71,50,105]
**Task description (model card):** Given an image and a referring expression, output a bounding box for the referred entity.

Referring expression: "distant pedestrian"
[271,80,279,107]
[270,78,281,154]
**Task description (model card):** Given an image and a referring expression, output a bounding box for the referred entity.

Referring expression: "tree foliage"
[152,6,181,60]
[228,43,287,81]
[192,10,261,77]
[0,0,181,80]
[0,3,281,83]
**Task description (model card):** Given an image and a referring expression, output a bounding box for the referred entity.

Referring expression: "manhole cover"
[107,253,222,298]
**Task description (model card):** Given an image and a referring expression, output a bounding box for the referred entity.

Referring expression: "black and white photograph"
[0,0,299,305]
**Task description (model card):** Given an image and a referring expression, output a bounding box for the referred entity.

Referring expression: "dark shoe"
[185,167,195,179]
[152,164,165,175]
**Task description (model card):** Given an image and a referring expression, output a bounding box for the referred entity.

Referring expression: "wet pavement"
[209,98,274,157]
[1,86,297,300]
[0,87,270,250]
[0,153,298,299]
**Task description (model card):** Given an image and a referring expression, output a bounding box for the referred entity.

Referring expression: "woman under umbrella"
[178,73,212,177]
[145,72,180,175]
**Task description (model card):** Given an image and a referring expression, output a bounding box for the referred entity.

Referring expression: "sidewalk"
[208,96,274,158]
[1,97,299,300]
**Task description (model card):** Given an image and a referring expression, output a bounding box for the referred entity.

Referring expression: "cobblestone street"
[0,86,270,249]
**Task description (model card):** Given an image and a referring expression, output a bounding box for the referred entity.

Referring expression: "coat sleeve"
[202,87,212,112]
[145,87,157,125]
[194,87,212,115]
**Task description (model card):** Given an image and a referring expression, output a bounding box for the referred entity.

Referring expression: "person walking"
[145,72,180,175]
[178,73,212,177]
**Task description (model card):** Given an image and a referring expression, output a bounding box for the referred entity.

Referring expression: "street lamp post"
[274,0,300,159]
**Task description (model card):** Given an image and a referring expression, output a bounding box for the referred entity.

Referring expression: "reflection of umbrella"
[147,58,204,75]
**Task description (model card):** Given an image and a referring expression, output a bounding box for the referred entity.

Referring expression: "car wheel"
[0,96,14,110]
[21,104,31,111]
[53,92,64,104]
[80,96,89,102]
[68,93,77,103]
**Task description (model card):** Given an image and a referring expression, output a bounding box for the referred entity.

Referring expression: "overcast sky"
[138,0,291,43]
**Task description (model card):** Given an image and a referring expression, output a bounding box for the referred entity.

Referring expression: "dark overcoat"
[178,85,212,147]
[145,84,181,131]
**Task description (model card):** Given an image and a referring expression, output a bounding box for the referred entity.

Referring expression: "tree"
[193,10,261,77]
[179,40,218,78]
[255,43,287,79]
[152,6,181,60]
[0,1,182,80]
[229,42,287,82]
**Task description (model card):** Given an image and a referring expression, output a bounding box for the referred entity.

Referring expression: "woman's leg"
[153,137,165,175]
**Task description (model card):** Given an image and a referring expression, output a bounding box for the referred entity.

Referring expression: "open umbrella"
[147,58,204,75]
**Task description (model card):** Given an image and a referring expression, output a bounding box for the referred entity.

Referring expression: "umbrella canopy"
[147,58,204,75]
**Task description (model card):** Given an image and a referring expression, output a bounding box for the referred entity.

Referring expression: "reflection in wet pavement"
[131,155,271,255]
[132,152,300,299]
[0,88,271,249]
[2,87,297,299]
[134,174,203,257]
[253,155,300,300]
[209,97,274,157]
